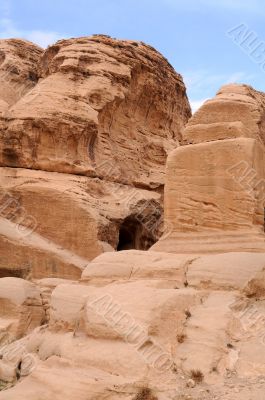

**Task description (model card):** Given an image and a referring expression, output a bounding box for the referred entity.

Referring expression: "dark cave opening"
[117,217,156,251]
[117,227,134,250]
[0,267,29,279]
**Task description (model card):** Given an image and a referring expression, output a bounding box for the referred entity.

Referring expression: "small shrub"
[0,380,9,391]
[177,333,187,343]
[133,387,158,400]
[171,362,178,373]
[185,309,191,319]
[190,369,204,383]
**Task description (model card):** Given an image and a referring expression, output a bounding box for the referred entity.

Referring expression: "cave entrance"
[0,267,29,279]
[117,216,156,251]
[117,224,135,251]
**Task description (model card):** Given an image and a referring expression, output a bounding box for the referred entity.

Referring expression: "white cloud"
[183,70,255,94]
[184,70,226,93]
[190,98,209,113]
[0,18,63,48]
[224,71,256,84]
[21,30,63,48]
[182,70,256,113]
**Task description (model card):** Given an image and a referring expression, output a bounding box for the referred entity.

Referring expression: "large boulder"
[81,249,192,287]
[152,137,265,253]
[183,84,265,145]
[0,277,44,345]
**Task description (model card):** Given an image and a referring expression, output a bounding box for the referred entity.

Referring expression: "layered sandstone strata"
[2,39,265,400]
[1,251,265,399]
[0,39,42,116]
[183,84,265,145]
[153,84,265,254]
[0,36,191,276]
[0,35,191,188]
[0,167,162,278]
[0,277,44,345]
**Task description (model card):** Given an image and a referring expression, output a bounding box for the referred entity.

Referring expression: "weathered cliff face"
[0,167,163,279]
[0,39,43,116]
[1,45,265,400]
[0,35,191,188]
[152,84,265,254]
[0,36,191,276]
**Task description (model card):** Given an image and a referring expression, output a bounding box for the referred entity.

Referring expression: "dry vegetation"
[190,369,204,383]
[133,387,158,400]
[177,333,187,343]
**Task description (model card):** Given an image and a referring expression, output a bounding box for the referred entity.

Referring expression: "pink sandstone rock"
[1,41,265,400]
[0,36,191,276]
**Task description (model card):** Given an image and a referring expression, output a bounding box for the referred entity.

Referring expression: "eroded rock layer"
[0,35,191,273]
[0,167,163,277]
[183,84,265,145]
[1,251,265,399]
[153,84,265,254]
[0,39,42,116]
[1,38,265,400]
[0,35,191,188]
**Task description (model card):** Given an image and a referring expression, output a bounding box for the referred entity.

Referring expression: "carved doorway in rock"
[117,216,156,251]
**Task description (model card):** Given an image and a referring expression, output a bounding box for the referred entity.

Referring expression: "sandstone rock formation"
[0,35,191,277]
[0,39,42,116]
[183,84,265,145]
[0,35,190,187]
[152,84,265,254]
[0,277,44,345]
[0,167,163,278]
[1,37,265,400]
[1,251,265,399]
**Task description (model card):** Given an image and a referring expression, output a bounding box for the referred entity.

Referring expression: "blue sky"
[1,0,265,112]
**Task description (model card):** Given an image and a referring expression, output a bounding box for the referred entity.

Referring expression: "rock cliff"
[0,36,191,278]
[1,37,265,400]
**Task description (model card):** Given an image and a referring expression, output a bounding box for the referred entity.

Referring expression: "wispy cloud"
[0,18,63,48]
[183,70,255,95]
[183,70,256,113]
[190,98,208,113]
